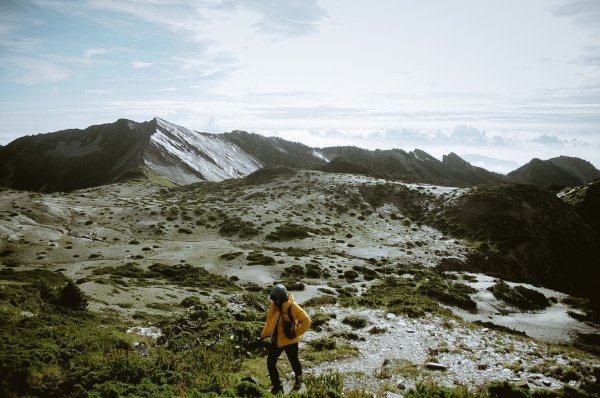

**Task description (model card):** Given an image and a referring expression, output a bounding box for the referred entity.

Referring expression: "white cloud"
[132,61,153,69]
[550,0,600,32]
[46,0,326,41]
[83,47,106,62]
[154,87,178,92]
[5,56,70,85]
[85,88,114,95]
[533,134,564,145]
[0,37,40,52]
[451,125,487,145]
[574,45,600,67]
[461,154,520,174]
[238,0,327,37]
[171,55,236,79]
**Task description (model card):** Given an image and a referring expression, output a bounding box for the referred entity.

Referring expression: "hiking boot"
[271,385,284,395]
[292,376,303,391]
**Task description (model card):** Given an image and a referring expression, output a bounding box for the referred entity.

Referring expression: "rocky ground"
[1,169,598,396]
[302,305,598,396]
[1,170,468,313]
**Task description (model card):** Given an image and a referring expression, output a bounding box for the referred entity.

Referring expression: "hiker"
[261,284,312,394]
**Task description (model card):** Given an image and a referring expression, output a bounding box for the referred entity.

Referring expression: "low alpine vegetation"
[488,280,550,310]
[266,222,313,241]
[353,267,477,318]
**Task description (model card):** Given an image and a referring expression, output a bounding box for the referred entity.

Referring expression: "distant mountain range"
[1,117,598,192]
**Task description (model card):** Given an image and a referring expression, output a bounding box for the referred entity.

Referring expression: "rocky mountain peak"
[442,152,471,168]
[412,149,438,162]
[507,156,599,189]
[549,156,600,183]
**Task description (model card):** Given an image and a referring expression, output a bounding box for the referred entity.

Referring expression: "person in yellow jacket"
[261,284,311,394]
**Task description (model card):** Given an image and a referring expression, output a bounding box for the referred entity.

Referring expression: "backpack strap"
[287,303,295,324]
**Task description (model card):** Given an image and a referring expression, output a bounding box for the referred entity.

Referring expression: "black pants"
[267,343,302,387]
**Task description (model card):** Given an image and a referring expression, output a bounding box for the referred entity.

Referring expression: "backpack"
[282,304,296,339]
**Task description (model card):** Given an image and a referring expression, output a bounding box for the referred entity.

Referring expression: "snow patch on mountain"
[312,150,329,162]
[145,118,262,184]
[403,183,467,198]
[274,143,288,153]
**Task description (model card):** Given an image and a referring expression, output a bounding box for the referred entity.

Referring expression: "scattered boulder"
[425,362,448,371]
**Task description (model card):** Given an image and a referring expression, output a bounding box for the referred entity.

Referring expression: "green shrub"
[308,337,337,350]
[281,264,305,278]
[92,263,147,278]
[220,252,243,260]
[368,326,387,334]
[306,263,330,278]
[266,223,312,241]
[304,295,337,308]
[240,292,269,312]
[354,268,480,318]
[283,247,313,257]
[310,312,336,331]
[304,372,344,398]
[561,297,600,324]
[218,217,259,238]
[246,251,276,266]
[332,331,364,341]
[486,381,529,398]
[146,263,236,291]
[87,378,176,398]
[181,296,205,308]
[58,281,88,310]
[352,265,379,281]
[342,315,368,329]
[343,270,359,280]
[235,380,266,398]
[417,278,477,311]
[405,383,477,398]
[488,280,550,310]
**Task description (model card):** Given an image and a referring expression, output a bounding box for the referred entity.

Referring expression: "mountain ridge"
[1,117,598,192]
[507,156,600,189]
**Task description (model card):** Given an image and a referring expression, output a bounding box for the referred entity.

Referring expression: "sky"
[1,0,599,173]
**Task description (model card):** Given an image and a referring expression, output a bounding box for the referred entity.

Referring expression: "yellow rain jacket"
[261,293,311,348]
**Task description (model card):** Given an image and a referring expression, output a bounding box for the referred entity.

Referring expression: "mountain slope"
[549,156,600,183]
[0,118,263,192]
[433,183,600,299]
[317,156,375,175]
[147,118,262,185]
[222,130,326,168]
[442,152,504,186]
[559,180,600,235]
[507,157,600,189]
[0,118,154,192]
[319,146,434,182]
